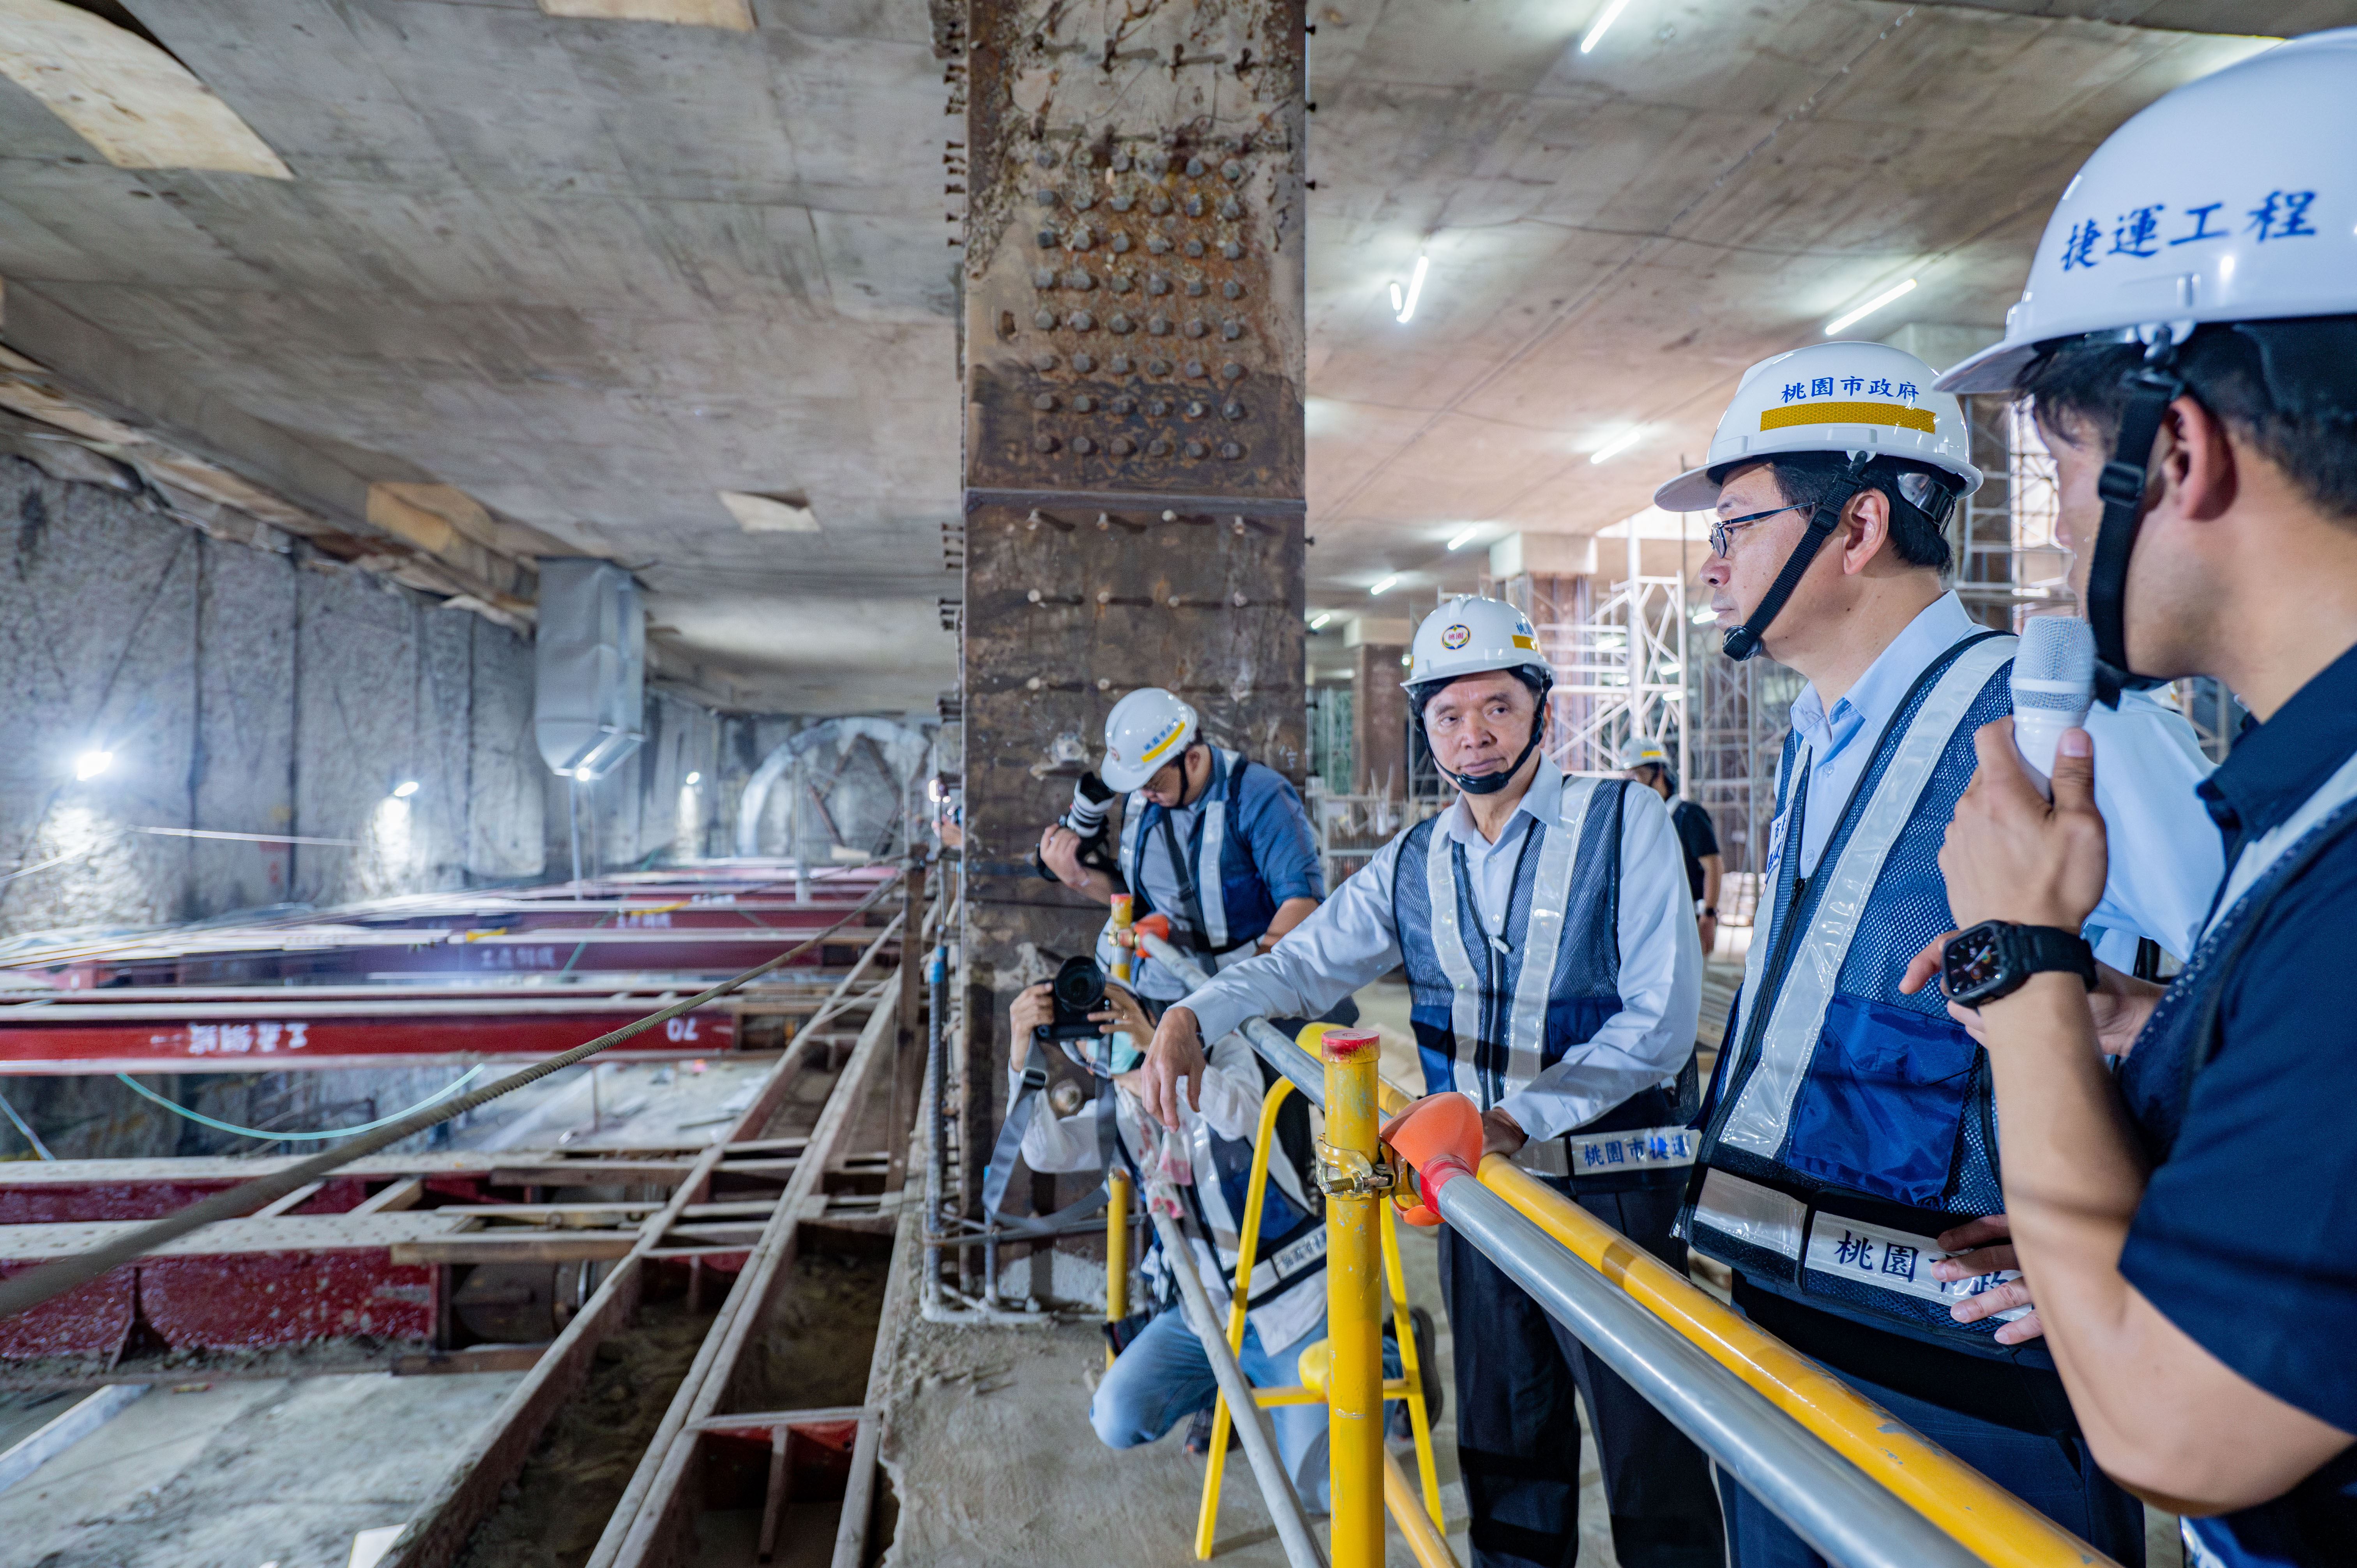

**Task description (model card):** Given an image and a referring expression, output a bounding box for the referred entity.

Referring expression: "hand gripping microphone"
[2011,616,2096,797]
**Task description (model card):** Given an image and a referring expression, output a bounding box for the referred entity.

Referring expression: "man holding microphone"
[1142,597,1723,1568]
[1918,33,2357,1564]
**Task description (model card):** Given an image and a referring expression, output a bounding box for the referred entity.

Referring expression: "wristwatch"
[1940,921,2096,1009]
[1700,905,1718,917]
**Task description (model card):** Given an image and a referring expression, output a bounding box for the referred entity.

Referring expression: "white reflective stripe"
[1250,1224,1327,1295]
[1720,635,2016,1160]
[1425,820,1486,1098]
[1692,1167,1806,1261]
[1199,774,1230,950]
[1730,756,1792,1052]
[2204,746,2357,940]
[1503,777,1593,1093]
[1802,1211,2029,1321]
[1185,1113,1244,1253]
[1565,1123,1698,1176]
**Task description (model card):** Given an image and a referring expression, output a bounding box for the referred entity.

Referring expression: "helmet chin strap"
[1442,682,1553,796]
[1722,452,1876,663]
[2086,336,2185,707]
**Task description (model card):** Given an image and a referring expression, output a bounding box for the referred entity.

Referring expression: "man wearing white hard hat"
[1039,686,1326,1006]
[1657,339,2221,1565]
[1621,739,1724,955]
[1142,598,1724,1568]
[1918,30,2357,1565]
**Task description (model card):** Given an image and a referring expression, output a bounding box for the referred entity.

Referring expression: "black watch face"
[1942,927,2006,1001]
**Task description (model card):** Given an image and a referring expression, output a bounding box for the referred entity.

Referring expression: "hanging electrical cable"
[113,1067,486,1142]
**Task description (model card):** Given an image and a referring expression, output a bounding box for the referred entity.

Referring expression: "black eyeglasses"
[1709,504,1799,559]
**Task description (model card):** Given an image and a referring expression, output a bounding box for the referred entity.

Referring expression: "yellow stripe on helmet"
[1138,721,1188,765]
[1759,401,1936,434]
[1511,634,1538,650]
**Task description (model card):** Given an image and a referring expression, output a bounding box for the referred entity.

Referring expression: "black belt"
[1734,1276,2081,1438]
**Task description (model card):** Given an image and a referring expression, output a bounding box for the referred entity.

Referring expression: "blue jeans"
[1090,1308,1331,1508]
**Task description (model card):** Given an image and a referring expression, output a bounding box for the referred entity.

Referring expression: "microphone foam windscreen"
[2013,616,2096,711]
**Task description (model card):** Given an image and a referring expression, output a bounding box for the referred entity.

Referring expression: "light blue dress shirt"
[1178,759,1702,1143]
[1769,593,2221,964]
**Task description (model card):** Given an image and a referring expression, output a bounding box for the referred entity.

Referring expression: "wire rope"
[114,1067,486,1142]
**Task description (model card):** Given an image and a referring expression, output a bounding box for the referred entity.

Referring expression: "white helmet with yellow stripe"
[1101,686,1200,793]
[1653,341,1982,513]
[1404,595,1551,692]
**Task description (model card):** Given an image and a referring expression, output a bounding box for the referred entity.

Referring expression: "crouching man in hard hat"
[1656,340,2219,1565]
[1143,599,1724,1568]
[993,975,1348,1501]
[1040,686,1328,1012]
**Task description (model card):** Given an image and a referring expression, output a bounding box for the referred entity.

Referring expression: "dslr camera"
[1031,771,1120,883]
[1036,955,1142,1078]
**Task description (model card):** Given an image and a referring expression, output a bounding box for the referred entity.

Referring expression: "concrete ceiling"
[0,0,2337,710]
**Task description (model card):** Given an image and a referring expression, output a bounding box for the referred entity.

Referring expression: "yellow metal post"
[1194,1080,1292,1557]
[1320,1029,1386,1568]
[1109,893,1135,985]
[1106,1167,1131,1370]
[1381,1201,1445,1527]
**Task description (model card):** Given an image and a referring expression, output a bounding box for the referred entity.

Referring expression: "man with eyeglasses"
[1658,341,2219,1566]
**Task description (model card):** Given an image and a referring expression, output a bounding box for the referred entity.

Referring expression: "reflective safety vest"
[1109,748,1277,993]
[1394,776,1700,1188]
[1681,630,2034,1356]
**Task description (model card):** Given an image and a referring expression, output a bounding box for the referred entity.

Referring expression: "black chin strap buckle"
[2084,351,2187,705]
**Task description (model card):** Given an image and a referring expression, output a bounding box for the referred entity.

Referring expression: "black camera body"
[1035,955,1109,1044]
[1032,771,1121,884]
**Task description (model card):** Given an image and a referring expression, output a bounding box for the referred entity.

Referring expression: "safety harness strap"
[979,1042,1118,1237]
[1723,452,1875,663]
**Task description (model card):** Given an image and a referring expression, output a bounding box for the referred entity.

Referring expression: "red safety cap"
[1380,1093,1482,1227]
[1318,1028,1382,1062]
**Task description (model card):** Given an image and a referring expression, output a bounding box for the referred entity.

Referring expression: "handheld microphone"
[2011,616,2096,797]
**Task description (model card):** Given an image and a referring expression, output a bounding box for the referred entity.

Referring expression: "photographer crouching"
[989,955,1409,1506]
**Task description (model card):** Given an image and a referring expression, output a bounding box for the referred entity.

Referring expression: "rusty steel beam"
[956,0,1310,1277]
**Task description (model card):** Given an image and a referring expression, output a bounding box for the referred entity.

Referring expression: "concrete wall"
[0,454,545,940]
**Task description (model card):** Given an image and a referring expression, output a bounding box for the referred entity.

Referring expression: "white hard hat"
[1404,596,1551,692]
[1939,29,2357,394]
[1654,341,1982,513]
[1101,687,1198,792]
[1619,738,1670,771]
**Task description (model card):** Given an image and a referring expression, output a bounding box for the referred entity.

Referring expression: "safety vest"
[1393,775,1700,1187]
[1110,748,1278,992]
[1682,630,2033,1356]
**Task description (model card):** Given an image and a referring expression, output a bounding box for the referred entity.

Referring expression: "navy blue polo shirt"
[2117,638,2357,1558]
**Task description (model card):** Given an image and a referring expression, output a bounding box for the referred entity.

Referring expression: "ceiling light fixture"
[1590,428,1643,465]
[1369,574,1399,597]
[1309,611,1334,630]
[1824,277,1917,336]
[73,749,113,781]
[1387,253,1429,325]
[1580,0,1635,53]
[391,780,421,799]
[685,771,702,785]
[1445,524,1482,551]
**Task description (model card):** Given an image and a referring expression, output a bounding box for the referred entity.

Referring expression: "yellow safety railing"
[1174,1054,1454,1567]
[1282,1022,2120,1568]
[1105,1167,1131,1370]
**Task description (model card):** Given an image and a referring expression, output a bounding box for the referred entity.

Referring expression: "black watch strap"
[2010,924,2097,991]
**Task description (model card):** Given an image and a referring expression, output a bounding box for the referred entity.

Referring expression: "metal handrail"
[1136,932,2118,1568]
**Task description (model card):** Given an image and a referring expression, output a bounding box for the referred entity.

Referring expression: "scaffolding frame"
[1500,529,1692,783]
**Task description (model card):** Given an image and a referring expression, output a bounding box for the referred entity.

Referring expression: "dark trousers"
[1715,1362,2148,1567]
[1441,1178,1724,1568]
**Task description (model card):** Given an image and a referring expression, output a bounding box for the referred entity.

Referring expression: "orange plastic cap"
[1380,1093,1483,1226]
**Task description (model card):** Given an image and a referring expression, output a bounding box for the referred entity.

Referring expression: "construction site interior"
[0,2,2315,1566]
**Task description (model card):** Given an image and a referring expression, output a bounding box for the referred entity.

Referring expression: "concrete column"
[956,0,1309,1243]
[1351,644,1407,798]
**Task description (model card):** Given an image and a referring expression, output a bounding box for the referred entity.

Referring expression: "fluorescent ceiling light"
[1445,524,1482,551]
[1824,277,1917,337]
[1580,0,1634,53]
[1309,611,1334,630]
[685,771,702,785]
[1369,574,1399,596]
[1389,253,1429,324]
[73,749,113,781]
[391,780,421,799]
[1590,428,1643,465]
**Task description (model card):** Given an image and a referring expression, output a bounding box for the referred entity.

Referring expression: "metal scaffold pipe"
[1148,1205,1329,1568]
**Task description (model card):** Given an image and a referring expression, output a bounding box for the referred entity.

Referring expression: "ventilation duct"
[535,558,645,780]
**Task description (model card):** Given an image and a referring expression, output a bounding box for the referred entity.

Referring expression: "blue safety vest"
[1681,631,2033,1356]
[1393,776,1700,1189]
[1117,747,1279,958]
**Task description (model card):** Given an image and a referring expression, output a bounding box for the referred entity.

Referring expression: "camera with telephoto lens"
[1031,771,1120,883]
